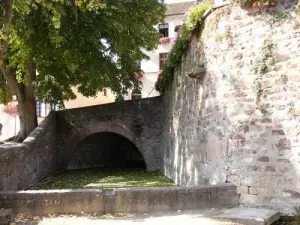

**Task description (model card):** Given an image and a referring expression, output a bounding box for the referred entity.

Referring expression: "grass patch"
[28,168,175,191]
[273,216,300,225]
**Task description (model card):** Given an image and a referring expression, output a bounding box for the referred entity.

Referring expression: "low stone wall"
[0,112,58,191]
[0,185,238,215]
[109,184,238,213]
[0,190,104,215]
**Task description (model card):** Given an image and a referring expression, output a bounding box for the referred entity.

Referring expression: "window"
[131,88,142,100]
[136,61,141,69]
[159,23,169,37]
[159,53,169,70]
[51,104,60,111]
[103,88,107,97]
[36,101,42,117]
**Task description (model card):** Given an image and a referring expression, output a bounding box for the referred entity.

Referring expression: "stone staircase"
[0,209,14,225]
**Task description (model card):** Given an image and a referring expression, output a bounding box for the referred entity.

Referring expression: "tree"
[0,0,165,142]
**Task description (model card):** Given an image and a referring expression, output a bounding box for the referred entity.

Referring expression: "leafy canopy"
[0,0,165,106]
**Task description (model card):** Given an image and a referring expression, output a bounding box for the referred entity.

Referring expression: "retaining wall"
[0,112,58,191]
[0,185,238,215]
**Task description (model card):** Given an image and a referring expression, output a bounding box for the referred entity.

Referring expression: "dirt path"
[12,210,242,225]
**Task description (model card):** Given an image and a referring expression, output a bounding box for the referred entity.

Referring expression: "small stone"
[249,165,261,171]
[276,138,291,151]
[264,166,276,172]
[258,156,270,162]
[232,53,243,60]
[276,159,290,163]
[259,118,272,123]
[277,53,290,62]
[272,130,285,135]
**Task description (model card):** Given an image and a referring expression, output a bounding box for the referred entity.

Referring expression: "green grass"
[28,168,175,191]
[273,216,300,225]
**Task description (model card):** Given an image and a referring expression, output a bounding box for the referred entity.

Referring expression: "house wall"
[0,105,19,141]
[140,14,186,98]
[64,87,115,109]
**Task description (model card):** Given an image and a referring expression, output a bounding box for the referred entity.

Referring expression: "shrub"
[155,2,211,94]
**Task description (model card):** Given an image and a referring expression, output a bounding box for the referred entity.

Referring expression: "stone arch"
[64,121,155,171]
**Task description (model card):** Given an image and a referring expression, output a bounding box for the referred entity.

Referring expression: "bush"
[155,2,211,94]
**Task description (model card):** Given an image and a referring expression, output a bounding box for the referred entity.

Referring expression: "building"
[126,1,195,100]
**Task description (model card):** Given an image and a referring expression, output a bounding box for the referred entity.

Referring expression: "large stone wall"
[56,97,163,171]
[161,1,300,214]
[0,112,58,191]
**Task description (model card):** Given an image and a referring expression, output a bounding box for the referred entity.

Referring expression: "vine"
[251,38,275,103]
[155,2,211,94]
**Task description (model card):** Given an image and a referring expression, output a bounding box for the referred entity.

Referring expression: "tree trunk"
[15,95,37,142]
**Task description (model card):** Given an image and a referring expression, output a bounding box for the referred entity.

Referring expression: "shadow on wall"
[67,132,146,170]
[161,2,300,214]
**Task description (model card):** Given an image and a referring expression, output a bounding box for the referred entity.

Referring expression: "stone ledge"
[0,185,238,215]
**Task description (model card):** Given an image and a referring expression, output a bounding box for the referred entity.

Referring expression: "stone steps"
[0,208,14,225]
[212,207,280,225]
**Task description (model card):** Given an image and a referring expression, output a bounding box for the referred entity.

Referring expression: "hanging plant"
[135,74,143,80]
[160,37,171,44]
[3,103,18,116]
[235,0,276,8]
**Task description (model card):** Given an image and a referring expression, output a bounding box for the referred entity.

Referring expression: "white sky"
[164,0,195,3]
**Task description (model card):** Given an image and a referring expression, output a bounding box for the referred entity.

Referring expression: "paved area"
[10,208,280,225]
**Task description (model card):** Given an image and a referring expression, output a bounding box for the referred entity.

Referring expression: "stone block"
[239,194,261,204]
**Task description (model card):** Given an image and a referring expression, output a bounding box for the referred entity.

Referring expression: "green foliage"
[269,11,289,24]
[288,102,296,116]
[252,38,275,102]
[235,0,272,7]
[0,73,11,104]
[280,72,288,84]
[29,168,175,191]
[0,0,166,105]
[155,2,211,94]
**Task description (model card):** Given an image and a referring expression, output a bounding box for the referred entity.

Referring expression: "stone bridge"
[56,97,163,171]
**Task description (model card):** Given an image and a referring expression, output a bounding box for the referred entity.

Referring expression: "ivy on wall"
[251,38,275,103]
[155,2,212,94]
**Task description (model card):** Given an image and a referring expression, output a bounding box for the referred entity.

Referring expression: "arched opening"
[67,132,146,170]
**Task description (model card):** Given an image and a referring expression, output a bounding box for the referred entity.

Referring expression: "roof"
[165,1,195,16]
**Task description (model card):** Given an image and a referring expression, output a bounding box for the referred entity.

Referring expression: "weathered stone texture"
[0,185,238,215]
[56,97,163,171]
[161,1,300,214]
[0,113,58,191]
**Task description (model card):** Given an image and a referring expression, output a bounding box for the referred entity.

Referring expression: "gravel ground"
[11,210,243,225]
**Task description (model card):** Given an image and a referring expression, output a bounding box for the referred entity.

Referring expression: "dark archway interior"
[67,132,146,170]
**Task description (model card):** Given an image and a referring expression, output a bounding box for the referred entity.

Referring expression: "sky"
[164,0,195,3]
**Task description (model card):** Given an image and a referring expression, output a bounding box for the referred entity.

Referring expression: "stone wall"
[0,184,238,215]
[161,1,300,214]
[56,97,163,171]
[0,112,58,191]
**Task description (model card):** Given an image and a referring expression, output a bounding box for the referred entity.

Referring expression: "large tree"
[0,0,165,141]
